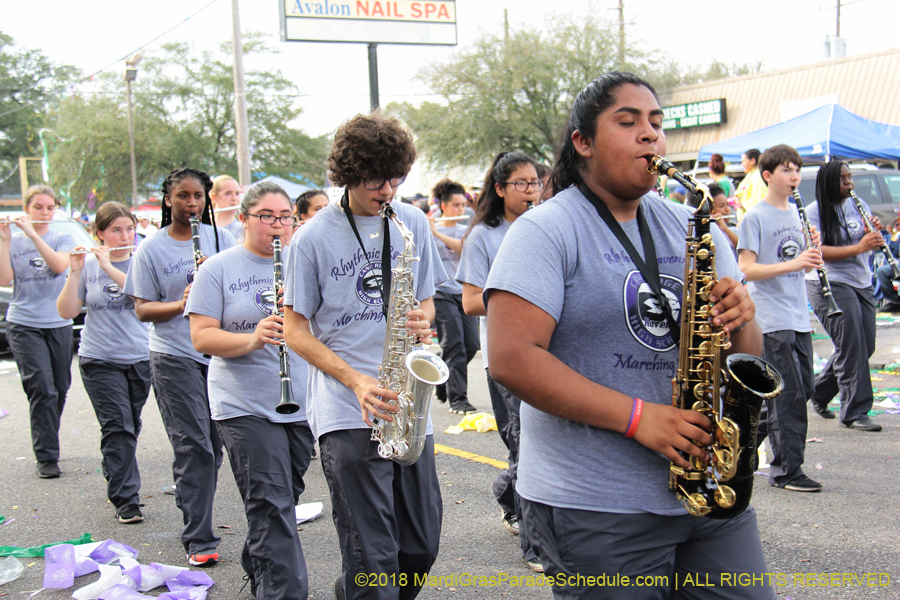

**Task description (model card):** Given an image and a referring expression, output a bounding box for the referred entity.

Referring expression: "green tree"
[47,34,328,210]
[0,31,78,189]
[388,14,761,171]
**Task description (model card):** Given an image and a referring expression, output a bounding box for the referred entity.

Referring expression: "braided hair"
[815,161,849,247]
[160,167,221,253]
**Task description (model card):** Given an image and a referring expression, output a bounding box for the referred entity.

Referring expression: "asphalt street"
[0,315,898,599]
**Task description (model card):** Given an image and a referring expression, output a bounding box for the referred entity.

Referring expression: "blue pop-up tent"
[697,104,900,163]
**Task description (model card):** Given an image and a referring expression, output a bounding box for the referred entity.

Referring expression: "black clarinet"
[272,237,300,415]
[791,188,842,317]
[189,215,204,272]
[189,215,212,358]
[850,191,900,280]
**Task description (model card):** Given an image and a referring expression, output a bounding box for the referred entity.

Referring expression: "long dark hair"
[549,72,658,195]
[160,167,220,253]
[469,152,536,231]
[815,161,849,247]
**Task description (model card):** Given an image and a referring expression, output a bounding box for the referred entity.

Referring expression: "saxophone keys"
[714,485,736,509]
[697,249,709,260]
[684,492,712,517]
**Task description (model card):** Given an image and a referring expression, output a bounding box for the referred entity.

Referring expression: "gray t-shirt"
[6,230,76,327]
[456,219,511,368]
[284,200,446,439]
[737,201,811,334]
[223,219,244,243]
[77,255,150,363]
[186,245,308,423]
[434,223,467,294]
[804,198,871,288]
[124,224,235,362]
[485,186,741,515]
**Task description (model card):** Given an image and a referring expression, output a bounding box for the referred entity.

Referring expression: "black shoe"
[778,475,823,492]
[501,510,520,535]
[523,556,545,573]
[116,504,144,524]
[881,302,900,313]
[334,575,346,600]
[449,401,477,415]
[842,417,882,432]
[36,460,60,479]
[436,383,447,403]
[811,403,835,419]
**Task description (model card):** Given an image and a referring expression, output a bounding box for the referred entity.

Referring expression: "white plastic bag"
[0,556,25,585]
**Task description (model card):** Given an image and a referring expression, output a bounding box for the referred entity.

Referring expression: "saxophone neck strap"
[578,183,681,343]
[341,188,391,317]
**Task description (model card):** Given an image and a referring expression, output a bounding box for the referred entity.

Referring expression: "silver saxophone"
[371,203,449,466]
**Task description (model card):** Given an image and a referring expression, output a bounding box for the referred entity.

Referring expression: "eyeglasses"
[502,180,544,192]
[246,214,297,226]
[363,175,408,190]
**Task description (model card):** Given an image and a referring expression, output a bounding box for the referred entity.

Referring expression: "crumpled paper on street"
[444,412,498,435]
[296,502,324,524]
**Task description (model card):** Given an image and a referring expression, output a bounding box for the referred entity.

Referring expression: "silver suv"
[796,167,900,227]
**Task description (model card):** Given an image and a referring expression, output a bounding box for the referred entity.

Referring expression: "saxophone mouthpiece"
[647,155,677,176]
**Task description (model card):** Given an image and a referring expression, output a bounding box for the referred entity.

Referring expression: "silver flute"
[69,245,136,255]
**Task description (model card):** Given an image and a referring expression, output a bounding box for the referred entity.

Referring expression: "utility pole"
[124,55,142,209]
[367,43,380,111]
[617,0,626,70]
[231,0,252,187]
[835,0,841,37]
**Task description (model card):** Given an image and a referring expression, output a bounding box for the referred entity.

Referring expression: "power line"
[0,0,222,119]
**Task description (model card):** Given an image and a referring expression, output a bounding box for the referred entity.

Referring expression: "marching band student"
[0,185,76,479]
[210,175,242,240]
[485,72,773,599]
[738,145,823,492]
[124,167,236,566]
[188,181,313,600]
[456,151,543,572]
[295,189,330,224]
[806,162,883,432]
[428,178,479,415]
[283,112,445,600]
[57,202,151,522]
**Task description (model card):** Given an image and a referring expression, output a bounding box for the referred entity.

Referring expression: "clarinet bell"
[824,294,843,318]
[276,379,300,414]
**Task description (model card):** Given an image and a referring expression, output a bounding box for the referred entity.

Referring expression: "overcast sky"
[3,0,897,190]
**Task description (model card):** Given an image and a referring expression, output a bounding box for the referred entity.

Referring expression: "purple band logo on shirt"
[29,256,48,273]
[255,285,276,316]
[356,262,384,307]
[101,281,125,302]
[186,266,196,285]
[776,234,804,262]
[623,270,682,352]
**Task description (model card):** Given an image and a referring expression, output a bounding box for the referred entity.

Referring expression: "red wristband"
[625,398,643,439]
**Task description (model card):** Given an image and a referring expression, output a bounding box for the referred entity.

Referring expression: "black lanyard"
[578,184,681,342]
[341,189,391,317]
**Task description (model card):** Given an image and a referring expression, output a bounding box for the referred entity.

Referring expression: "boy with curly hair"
[283,112,446,600]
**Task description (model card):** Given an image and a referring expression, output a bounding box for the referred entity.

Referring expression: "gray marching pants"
[485,370,538,563]
[321,429,442,600]
[79,357,151,509]
[433,291,479,408]
[522,499,775,600]
[806,281,876,423]
[150,351,223,555]
[7,323,73,462]
[217,416,315,600]
[755,330,814,486]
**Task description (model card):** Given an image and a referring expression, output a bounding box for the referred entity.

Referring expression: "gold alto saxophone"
[371,203,450,466]
[649,156,784,519]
